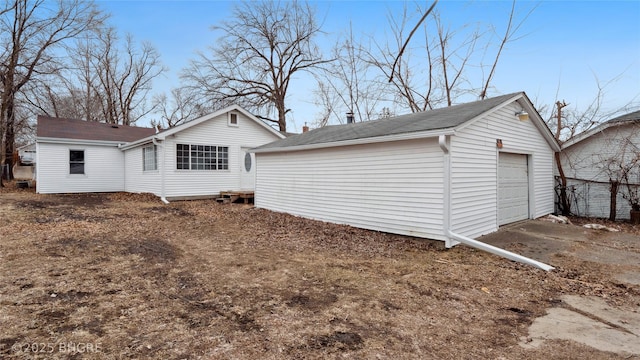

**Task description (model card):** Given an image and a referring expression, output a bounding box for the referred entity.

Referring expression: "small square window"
[229,113,238,126]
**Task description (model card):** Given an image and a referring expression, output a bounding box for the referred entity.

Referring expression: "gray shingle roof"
[561,109,640,149]
[37,116,156,143]
[256,92,522,151]
[606,110,640,124]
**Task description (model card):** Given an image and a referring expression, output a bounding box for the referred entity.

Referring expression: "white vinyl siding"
[254,97,556,243]
[36,142,125,194]
[565,179,631,219]
[255,138,447,240]
[560,123,640,219]
[124,144,161,195]
[450,103,554,237]
[124,111,281,198]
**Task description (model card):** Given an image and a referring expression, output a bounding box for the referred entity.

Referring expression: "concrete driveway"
[480,220,640,356]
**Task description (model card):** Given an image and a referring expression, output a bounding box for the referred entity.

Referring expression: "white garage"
[498,152,530,225]
[253,92,560,248]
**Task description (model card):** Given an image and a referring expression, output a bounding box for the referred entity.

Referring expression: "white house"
[36,105,285,200]
[36,117,155,194]
[559,110,640,220]
[253,92,560,248]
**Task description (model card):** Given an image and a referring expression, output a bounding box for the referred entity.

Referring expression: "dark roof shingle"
[606,110,640,124]
[256,92,521,150]
[37,116,156,143]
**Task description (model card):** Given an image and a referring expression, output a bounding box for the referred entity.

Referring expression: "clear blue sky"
[97,0,640,131]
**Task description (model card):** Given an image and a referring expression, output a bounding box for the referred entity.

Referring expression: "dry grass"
[0,187,638,359]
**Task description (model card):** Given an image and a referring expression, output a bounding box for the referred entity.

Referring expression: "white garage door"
[498,153,529,225]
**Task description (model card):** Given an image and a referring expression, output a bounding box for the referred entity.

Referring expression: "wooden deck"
[216,190,254,204]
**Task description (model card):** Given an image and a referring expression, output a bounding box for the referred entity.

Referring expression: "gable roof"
[37,116,156,143]
[254,92,558,153]
[120,104,285,150]
[561,110,640,149]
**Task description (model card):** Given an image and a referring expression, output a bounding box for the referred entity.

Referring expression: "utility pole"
[554,100,569,215]
[555,101,567,140]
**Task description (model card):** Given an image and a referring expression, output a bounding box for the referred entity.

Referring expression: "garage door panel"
[498,153,529,225]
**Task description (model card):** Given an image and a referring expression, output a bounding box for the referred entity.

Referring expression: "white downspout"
[446,230,554,271]
[439,135,458,248]
[152,138,169,204]
[438,135,554,271]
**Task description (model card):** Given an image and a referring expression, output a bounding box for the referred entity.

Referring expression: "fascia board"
[252,129,455,154]
[36,137,124,147]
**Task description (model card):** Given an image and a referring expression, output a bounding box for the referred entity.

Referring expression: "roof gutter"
[252,128,456,154]
[119,136,157,150]
[37,137,125,147]
[438,135,554,271]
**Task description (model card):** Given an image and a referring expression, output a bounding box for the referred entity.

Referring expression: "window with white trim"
[176,144,229,170]
[228,112,238,126]
[69,150,85,174]
[143,145,157,171]
[176,144,190,169]
[217,146,228,169]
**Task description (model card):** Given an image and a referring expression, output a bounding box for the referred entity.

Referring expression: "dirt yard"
[1,186,639,359]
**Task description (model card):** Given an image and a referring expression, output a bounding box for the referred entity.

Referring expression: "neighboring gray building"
[559,110,640,219]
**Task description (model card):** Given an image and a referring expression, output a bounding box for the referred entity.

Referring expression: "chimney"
[302,122,309,133]
[346,111,354,124]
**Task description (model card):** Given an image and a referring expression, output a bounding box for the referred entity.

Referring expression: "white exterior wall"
[566,179,630,219]
[450,103,555,238]
[255,138,447,240]
[560,123,640,219]
[36,142,125,194]
[155,111,280,198]
[124,144,161,195]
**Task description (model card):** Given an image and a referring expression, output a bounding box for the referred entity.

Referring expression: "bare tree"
[365,3,441,113]
[21,71,102,121]
[23,26,165,126]
[595,125,640,221]
[544,73,640,216]
[182,0,329,132]
[313,24,388,126]
[551,76,640,218]
[89,28,165,125]
[0,0,104,183]
[152,87,209,128]
[553,100,571,215]
[479,1,535,99]
[361,1,532,113]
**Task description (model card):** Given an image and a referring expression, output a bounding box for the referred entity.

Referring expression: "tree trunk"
[554,152,570,215]
[276,97,287,132]
[609,180,618,221]
[553,101,570,216]
[3,94,15,181]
